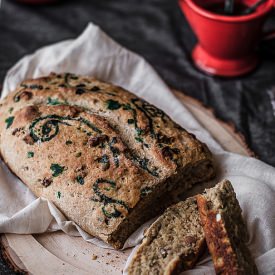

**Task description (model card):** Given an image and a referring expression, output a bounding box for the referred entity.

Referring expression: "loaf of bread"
[196,180,258,275]
[0,73,215,248]
[127,197,205,275]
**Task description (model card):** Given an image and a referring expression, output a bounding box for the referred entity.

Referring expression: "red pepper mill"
[179,0,275,77]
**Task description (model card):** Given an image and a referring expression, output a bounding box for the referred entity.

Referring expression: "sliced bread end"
[196,180,258,275]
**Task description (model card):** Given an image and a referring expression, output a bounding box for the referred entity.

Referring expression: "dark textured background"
[0,0,275,272]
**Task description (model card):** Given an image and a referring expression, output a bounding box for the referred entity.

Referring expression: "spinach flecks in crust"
[5,116,14,129]
[97,154,110,171]
[98,154,109,163]
[109,137,120,167]
[135,137,143,143]
[9,107,14,114]
[123,99,176,159]
[128,152,159,177]
[66,140,73,145]
[139,158,159,177]
[50,163,65,177]
[91,137,120,169]
[119,102,142,139]
[123,103,139,133]
[92,178,129,219]
[56,191,61,199]
[27,151,34,158]
[76,175,84,185]
[47,97,68,106]
[29,115,102,143]
[110,147,120,167]
[120,98,167,142]
[131,98,166,138]
[106,100,122,110]
[29,84,43,90]
[88,136,120,168]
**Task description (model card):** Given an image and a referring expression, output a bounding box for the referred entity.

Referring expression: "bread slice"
[127,197,205,275]
[0,73,215,248]
[196,180,258,275]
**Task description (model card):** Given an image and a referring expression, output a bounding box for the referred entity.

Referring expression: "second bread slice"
[196,180,258,275]
[127,197,205,275]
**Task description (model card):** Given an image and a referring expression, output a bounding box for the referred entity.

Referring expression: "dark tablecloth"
[0,0,275,272]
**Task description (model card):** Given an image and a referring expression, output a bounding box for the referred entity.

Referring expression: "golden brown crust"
[196,181,258,275]
[0,73,214,177]
[197,194,241,274]
[0,73,215,248]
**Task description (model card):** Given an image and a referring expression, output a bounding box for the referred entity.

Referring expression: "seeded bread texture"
[0,73,215,249]
[127,197,205,275]
[196,180,258,275]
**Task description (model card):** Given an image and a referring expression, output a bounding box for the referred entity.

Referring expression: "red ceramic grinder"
[179,0,275,77]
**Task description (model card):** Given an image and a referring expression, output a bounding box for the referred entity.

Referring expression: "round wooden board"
[0,90,253,275]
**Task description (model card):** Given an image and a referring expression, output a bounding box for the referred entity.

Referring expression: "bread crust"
[0,73,215,248]
[196,180,258,275]
[0,73,214,176]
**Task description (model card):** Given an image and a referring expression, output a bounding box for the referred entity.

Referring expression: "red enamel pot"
[179,0,275,77]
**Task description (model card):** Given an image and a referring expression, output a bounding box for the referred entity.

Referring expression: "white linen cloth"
[1,23,275,274]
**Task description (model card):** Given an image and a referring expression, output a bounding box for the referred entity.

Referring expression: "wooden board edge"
[0,235,28,274]
[173,90,256,158]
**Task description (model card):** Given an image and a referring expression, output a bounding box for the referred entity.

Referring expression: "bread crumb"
[91,254,98,260]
